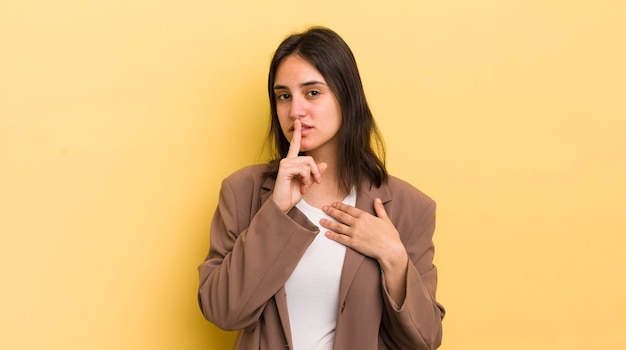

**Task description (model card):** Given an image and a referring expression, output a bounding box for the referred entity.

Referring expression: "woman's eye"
[307,90,320,97]
[277,93,290,101]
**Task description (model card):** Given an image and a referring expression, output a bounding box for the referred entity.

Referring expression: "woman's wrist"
[379,246,408,274]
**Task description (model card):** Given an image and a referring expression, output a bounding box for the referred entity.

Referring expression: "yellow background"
[1,0,624,349]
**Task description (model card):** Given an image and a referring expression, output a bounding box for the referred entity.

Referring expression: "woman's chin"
[298,144,313,153]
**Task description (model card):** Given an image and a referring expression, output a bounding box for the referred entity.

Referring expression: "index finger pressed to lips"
[286,120,302,158]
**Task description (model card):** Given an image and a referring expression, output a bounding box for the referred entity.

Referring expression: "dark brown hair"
[266,26,387,191]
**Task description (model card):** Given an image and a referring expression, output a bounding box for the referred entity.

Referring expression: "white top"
[285,188,357,350]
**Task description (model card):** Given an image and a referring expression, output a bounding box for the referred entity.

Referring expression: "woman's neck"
[300,143,348,208]
[302,182,347,209]
[302,157,348,208]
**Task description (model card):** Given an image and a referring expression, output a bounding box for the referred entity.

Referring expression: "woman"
[198,26,444,350]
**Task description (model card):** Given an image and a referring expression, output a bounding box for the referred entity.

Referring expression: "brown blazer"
[198,164,444,349]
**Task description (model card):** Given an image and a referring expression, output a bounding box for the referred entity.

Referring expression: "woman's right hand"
[271,120,327,213]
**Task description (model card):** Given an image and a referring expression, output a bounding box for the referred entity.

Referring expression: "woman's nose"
[289,96,306,119]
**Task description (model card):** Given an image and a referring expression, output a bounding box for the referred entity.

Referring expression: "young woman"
[198,27,444,350]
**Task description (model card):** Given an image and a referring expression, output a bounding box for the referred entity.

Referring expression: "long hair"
[266,26,387,191]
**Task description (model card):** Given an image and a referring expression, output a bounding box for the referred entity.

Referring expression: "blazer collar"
[260,174,275,204]
[260,175,393,209]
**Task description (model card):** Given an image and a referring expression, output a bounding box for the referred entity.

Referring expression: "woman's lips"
[300,124,313,134]
[290,123,313,133]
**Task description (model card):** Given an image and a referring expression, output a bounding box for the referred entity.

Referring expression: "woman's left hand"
[320,198,406,269]
[321,198,409,304]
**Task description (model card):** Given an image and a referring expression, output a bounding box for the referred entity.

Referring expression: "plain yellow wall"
[1,1,625,349]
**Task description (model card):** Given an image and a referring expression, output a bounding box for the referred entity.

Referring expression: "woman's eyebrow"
[300,80,327,87]
[273,81,327,90]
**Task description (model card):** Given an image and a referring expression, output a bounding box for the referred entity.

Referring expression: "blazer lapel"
[260,175,274,204]
[338,180,392,312]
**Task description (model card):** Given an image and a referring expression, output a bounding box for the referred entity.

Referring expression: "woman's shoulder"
[385,175,435,207]
[222,163,274,188]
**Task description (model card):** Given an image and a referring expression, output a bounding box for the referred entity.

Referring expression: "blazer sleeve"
[379,199,445,349]
[197,176,318,331]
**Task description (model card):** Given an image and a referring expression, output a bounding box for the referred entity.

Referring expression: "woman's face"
[273,55,342,157]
